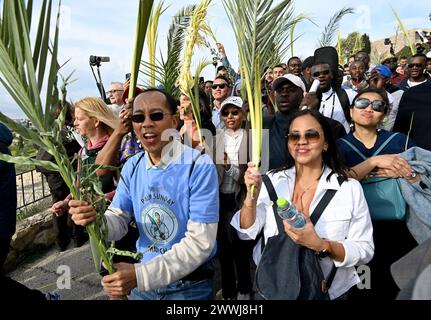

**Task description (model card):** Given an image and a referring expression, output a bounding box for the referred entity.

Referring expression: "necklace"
[321,90,336,119]
[295,181,319,213]
[294,165,325,213]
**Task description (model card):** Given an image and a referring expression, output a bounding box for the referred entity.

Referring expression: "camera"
[89,55,110,66]
[125,73,131,81]
[384,38,391,46]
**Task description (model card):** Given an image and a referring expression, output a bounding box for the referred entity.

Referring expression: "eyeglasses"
[212,83,228,90]
[353,98,387,113]
[221,109,241,117]
[287,129,321,144]
[106,89,124,95]
[408,63,423,69]
[130,112,172,123]
[312,70,331,78]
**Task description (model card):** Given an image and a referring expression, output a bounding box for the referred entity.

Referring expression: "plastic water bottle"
[276,197,306,228]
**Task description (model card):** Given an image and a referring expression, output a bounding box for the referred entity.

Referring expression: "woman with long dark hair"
[231,109,374,300]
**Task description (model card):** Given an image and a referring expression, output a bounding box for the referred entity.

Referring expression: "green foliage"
[361,34,371,54]
[318,7,355,47]
[339,32,371,64]
[140,5,195,98]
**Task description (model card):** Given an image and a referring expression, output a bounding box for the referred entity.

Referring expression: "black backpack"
[255,174,344,300]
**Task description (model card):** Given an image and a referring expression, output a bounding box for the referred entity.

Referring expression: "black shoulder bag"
[255,174,344,300]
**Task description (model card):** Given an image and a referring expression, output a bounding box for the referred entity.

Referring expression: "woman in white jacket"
[231,109,374,300]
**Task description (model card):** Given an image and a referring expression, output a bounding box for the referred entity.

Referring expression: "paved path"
[9,244,108,300]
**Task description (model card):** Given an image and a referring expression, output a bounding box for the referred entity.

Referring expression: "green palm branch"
[0,2,153,298]
[140,5,195,97]
[222,0,303,186]
[391,5,416,56]
[128,0,154,101]
[146,1,167,88]
[318,7,354,47]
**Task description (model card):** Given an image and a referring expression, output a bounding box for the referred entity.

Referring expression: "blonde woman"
[51,97,118,247]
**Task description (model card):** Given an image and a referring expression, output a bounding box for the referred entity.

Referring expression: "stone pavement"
[8,243,108,300]
[8,242,254,301]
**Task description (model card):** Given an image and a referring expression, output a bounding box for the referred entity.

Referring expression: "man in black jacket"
[393,80,431,151]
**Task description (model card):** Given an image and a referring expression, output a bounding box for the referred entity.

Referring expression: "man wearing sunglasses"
[382,56,407,87]
[106,82,125,114]
[398,54,430,92]
[211,75,232,129]
[69,89,220,300]
[311,63,354,134]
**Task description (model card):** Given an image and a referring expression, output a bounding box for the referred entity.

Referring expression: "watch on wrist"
[315,242,331,258]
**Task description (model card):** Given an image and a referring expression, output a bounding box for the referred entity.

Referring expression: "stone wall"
[4,209,56,272]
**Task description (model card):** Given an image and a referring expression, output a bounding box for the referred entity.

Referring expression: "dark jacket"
[397,77,431,92]
[0,124,17,239]
[393,81,431,151]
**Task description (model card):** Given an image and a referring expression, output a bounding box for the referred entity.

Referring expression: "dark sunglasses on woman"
[212,83,227,90]
[353,98,387,113]
[286,129,321,144]
[130,112,171,123]
[221,109,240,117]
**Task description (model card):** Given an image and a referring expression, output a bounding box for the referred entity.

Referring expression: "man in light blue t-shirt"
[69,89,219,300]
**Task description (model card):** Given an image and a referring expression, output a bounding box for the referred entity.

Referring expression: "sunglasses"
[408,63,423,69]
[212,83,228,90]
[221,109,240,117]
[130,112,171,123]
[353,98,387,113]
[106,89,124,95]
[287,129,321,144]
[312,70,331,78]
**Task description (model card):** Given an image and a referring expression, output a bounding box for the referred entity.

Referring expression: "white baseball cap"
[220,96,244,113]
[272,74,306,92]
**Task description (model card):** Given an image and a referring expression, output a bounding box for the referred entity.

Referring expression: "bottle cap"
[277,197,288,208]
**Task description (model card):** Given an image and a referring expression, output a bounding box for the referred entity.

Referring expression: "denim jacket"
[399,147,431,243]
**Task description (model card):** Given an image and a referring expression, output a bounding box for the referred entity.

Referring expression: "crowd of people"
[1,39,431,301]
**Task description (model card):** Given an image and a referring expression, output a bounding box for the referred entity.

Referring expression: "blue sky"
[1,0,430,118]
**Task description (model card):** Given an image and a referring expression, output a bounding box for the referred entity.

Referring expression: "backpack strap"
[334,88,351,123]
[372,133,399,156]
[262,175,284,232]
[310,176,345,292]
[340,132,400,161]
[340,138,367,160]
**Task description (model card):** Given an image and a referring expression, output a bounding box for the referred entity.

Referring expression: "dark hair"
[287,56,301,65]
[273,64,285,69]
[271,109,349,181]
[410,53,427,61]
[138,88,178,114]
[355,50,369,57]
[217,65,227,72]
[204,80,213,85]
[399,56,408,60]
[214,75,232,87]
[196,87,212,122]
[351,87,389,114]
[302,56,314,70]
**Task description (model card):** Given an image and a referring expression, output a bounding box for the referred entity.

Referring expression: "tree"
[339,32,371,64]
[361,34,371,54]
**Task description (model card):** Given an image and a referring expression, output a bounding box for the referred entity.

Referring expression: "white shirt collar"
[145,139,184,170]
